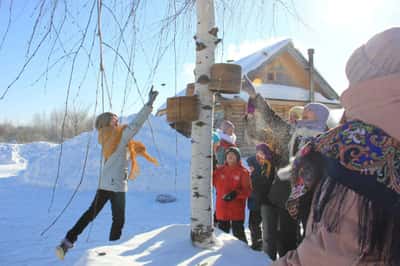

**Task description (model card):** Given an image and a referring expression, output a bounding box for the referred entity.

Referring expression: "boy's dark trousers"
[218,220,248,244]
[248,210,262,250]
[66,189,125,243]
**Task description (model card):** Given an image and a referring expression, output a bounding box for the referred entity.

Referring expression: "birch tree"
[190,0,219,247]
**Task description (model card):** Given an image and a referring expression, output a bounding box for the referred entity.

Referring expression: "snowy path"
[0,178,270,266]
[0,177,191,265]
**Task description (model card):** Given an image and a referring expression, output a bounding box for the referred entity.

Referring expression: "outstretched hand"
[147,86,159,106]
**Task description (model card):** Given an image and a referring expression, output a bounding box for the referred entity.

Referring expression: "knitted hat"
[345,27,400,86]
[255,143,273,161]
[296,103,329,132]
[341,27,400,141]
[225,146,241,162]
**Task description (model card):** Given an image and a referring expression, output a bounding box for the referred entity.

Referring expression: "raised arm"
[121,87,159,145]
[242,75,292,166]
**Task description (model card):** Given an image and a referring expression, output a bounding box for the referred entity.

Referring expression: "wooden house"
[157,38,341,155]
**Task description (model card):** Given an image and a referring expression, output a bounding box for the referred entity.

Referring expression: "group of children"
[212,100,330,260]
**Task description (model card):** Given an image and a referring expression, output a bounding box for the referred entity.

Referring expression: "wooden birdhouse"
[209,63,242,94]
[166,95,199,123]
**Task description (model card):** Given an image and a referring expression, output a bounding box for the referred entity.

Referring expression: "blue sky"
[0,0,398,124]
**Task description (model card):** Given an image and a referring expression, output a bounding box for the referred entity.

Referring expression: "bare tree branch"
[0,0,13,51]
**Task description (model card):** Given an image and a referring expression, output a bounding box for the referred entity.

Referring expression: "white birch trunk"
[190,0,218,248]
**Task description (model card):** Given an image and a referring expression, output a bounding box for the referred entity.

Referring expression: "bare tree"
[0,107,93,143]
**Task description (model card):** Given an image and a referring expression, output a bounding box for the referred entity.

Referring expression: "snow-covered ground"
[0,114,271,266]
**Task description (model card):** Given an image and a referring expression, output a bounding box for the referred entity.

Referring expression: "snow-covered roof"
[234,38,292,74]
[221,83,341,106]
[158,38,341,114]
[234,38,339,101]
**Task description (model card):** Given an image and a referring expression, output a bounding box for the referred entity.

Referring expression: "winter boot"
[250,239,263,251]
[56,238,73,260]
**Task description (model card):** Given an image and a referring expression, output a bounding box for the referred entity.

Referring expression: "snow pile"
[19,141,57,162]
[20,114,192,192]
[0,143,24,164]
[76,224,270,266]
[0,143,29,178]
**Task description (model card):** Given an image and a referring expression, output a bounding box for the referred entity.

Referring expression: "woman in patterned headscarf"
[273,27,400,266]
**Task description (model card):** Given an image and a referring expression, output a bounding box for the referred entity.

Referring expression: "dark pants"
[218,220,248,244]
[66,189,125,243]
[261,205,298,260]
[248,210,262,249]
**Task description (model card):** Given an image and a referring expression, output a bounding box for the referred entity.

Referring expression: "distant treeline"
[0,108,94,143]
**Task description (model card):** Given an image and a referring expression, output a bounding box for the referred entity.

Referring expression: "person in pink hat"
[272,27,400,266]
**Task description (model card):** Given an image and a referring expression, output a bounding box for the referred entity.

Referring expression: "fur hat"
[296,103,329,132]
[255,143,273,161]
[225,146,241,162]
[345,27,400,86]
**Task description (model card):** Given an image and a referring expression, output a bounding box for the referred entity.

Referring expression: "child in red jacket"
[213,147,252,243]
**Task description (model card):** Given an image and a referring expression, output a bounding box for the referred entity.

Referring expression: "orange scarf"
[98,125,159,179]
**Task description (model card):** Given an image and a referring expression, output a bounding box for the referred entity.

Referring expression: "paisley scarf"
[287,120,400,219]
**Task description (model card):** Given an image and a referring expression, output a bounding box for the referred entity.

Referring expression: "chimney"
[308,48,315,102]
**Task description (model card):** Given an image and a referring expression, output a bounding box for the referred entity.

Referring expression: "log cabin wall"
[250,51,325,97]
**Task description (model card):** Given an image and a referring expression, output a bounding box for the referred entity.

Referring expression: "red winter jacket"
[213,163,252,221]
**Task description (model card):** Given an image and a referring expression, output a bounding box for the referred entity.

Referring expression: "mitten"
[222,190,237,201]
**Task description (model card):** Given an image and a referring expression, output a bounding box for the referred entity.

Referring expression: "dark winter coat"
[246,156,275,210]
[213,163,252,221]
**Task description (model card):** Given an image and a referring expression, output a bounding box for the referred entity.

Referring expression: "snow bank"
[0,143,24,164]
[19,141,57,162]
[20,115,192,192]
[76,224,270,266]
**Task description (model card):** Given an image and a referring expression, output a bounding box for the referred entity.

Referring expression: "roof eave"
[286,46,339,100]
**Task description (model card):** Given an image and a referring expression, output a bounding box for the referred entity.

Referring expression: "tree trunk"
[190,0,217,248]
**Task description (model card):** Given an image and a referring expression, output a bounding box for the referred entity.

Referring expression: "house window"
[267,72,275,81]
[275,72,286,82]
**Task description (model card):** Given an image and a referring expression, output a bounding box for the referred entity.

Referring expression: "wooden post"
[308,48,315,102]
[190,0,218,248]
